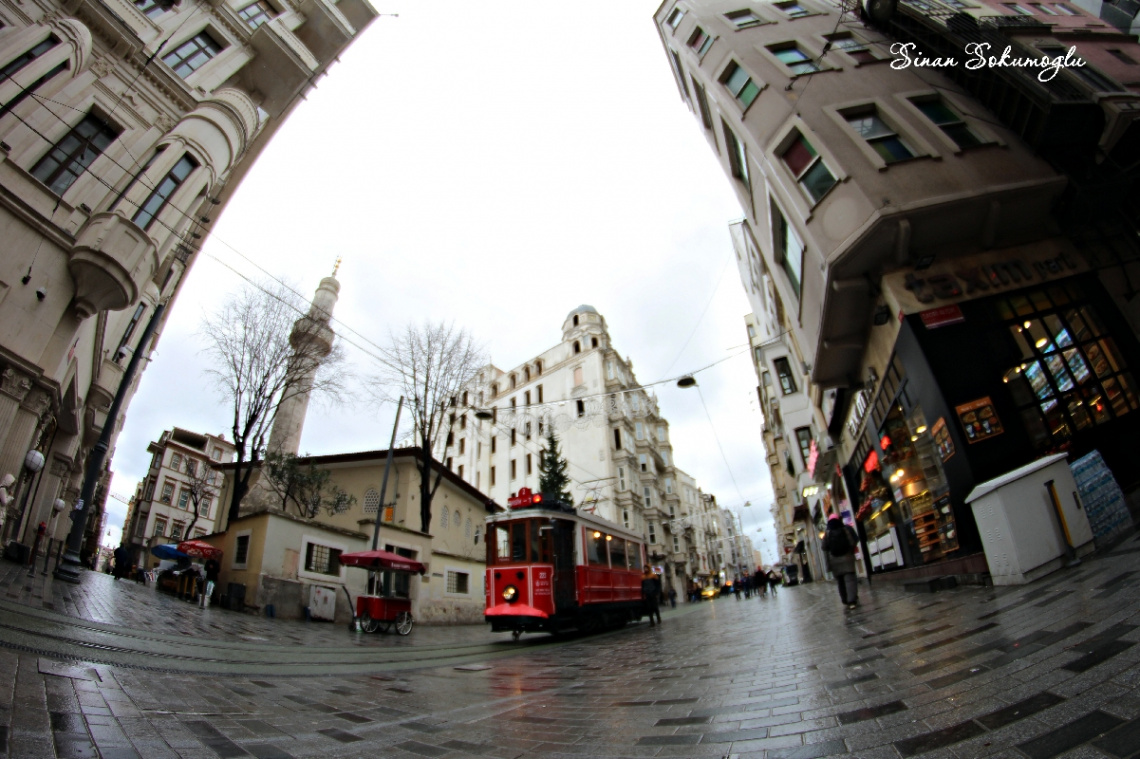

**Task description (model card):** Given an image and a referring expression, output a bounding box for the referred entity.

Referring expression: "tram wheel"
[395,611,414,636]
[360,614,379,634]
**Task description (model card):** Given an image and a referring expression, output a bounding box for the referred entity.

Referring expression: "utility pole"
[370,397,403,552]
[55,303,165,584]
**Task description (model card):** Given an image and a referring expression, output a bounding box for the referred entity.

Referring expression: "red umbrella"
[177,540,223,560]
[338,549,426,574]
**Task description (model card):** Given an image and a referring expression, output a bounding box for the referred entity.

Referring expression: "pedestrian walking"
[767,569,780,595]
[642,567,662,625]
[112,545,127,581]
[821,517,860,609]
[667,587,677,608]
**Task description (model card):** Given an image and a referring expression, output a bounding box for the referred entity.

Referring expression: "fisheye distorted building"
[657,0,1140,581]
[0,0,378,557]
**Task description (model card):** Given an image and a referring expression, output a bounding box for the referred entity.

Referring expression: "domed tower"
[561,305,610,353]
[267,264,341,456]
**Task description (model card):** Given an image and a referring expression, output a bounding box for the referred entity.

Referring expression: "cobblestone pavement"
[4,538,1140,758]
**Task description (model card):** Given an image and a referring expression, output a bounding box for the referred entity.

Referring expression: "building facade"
[122,426,234,567]
[658,0,1140,582]
[442,305,730,596]
[0,0,378,560]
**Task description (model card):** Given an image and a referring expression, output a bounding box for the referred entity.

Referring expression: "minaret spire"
[266,270,341,456]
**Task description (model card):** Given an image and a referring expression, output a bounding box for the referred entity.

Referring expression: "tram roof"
[486,504,643,543]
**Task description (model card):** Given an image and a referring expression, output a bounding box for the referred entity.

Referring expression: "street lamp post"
[55,303,165,584]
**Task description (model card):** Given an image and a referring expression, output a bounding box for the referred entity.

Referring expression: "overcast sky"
[106,1,781,565]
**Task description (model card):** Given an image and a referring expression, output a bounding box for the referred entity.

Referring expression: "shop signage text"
[905,251,1078,304]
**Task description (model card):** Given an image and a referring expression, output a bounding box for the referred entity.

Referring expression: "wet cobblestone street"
[4,538,1140,758]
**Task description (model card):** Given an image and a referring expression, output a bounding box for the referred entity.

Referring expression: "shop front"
[843,249,1140,580]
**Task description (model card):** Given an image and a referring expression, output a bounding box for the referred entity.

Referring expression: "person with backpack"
[822,516,860,609]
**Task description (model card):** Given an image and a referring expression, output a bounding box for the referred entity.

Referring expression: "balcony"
[68,212,156,318]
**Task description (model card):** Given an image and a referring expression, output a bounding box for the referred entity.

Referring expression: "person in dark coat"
[112,545,127,580]
[641,567,662,626]
[821,517,860,609]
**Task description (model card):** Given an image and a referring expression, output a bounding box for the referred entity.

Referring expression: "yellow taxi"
[700,585,719,600]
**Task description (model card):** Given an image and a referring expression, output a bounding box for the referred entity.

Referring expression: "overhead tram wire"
[660,251,735,379]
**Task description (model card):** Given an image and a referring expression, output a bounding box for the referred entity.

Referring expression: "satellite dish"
[862,0,897,25]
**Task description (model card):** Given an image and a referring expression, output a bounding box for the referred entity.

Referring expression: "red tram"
[484,488,648,638]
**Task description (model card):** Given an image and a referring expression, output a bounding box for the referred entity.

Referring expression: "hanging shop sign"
[931,417,955,462]
[955,397,1004,443]
[919,304,965,329]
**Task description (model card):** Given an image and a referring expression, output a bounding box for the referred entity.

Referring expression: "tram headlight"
[502,585,519,603]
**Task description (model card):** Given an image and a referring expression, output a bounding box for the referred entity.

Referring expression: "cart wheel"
[395,611,413,636]
[360,613,379,634]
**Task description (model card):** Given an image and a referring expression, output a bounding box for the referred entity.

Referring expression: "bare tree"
[375,322,484,533]
[261,451,356,519]
[201,280,346,524]
[183,460,218,538]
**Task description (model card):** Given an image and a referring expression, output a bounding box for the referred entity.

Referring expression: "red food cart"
[338,549,426,635]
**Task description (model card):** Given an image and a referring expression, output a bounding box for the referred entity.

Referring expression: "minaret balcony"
[68,212,157,319]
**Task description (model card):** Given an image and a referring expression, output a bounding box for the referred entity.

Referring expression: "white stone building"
[0,0,378,563]
[442,305,723,596]
[124,427,235,567]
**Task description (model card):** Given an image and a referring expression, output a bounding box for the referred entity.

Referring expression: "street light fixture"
[676,375,697,388]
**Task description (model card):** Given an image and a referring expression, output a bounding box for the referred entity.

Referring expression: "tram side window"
[587,531,608,565]
[493,524,510,565]
[629,543,643,571]
[609,536,628,569]
[511,522,527,561]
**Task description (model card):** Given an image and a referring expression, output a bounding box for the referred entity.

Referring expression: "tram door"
[551,520,577,611]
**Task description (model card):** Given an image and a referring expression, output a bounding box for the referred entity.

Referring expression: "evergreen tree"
[538,429,573,505]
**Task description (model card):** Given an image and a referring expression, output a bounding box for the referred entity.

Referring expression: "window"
[162,31,223,79]
[658,426,666,442]
[153,517,167,537]
[535,361,542,376]
[573,341,581,354]
[1040,46,1122,92]
[723,121,750,186]
[776,0,812,16]
[639,454,648,472]
[1,36,58,80]
[510,428,517,446]
[490,466,496,486]
[648,522,657,544]
[827,33,875,63]
[234,534,250,564]
[198,499,210,517]
[238,0,275,28]
[1054,3,1077,13]
[665,477,674,494]
[573,367,583,385]
[170,453,182,471]
[643,487,652,508]
[772,202,803,298]
[525,422,531,440]
[491,436,497,454]
[537,384,543,403]
[510,459,517,480]
[458,464,464,479]
[725,8,765,27]
[618,467,626,490]
[526,454,532,475]
[666,7,685,29]
[144,480,155,500]
[1004,2,1033,13]
[1031,2,1058,12]
[721,61,761,108]
[904,100,982,151]
[160,481,174,503]
[636,422,645,440]
[177,489,190,510]
[304,543,342,576]
[614,428,622,449]
[795,427,814,468]
[170,521,185,541]
[458,438,465,454]
[441,507,449,528]
[133,154,197,230]
[31,113,120,196]
[688,27,714,57]
[135,0,167,18]
[780,133,836,202]
[576,400,585,417]
[1107,49,1138,65]
[185,460,197,476]
[691,76,714,129]
[774,357,798,395]
[524,390,531,406]
[845,110,915,163]
[446,570,469,594]
[770,44,820,76]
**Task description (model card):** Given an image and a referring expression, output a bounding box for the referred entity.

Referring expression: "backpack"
[827,525,852,557]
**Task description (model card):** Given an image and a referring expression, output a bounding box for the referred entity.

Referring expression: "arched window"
[573,341,581,354]
[573,315,579,326]
[524,367,530,381]
[535,361,542,376]
[510,374,517,389]
[591,337,598,348]
[490,383,498,397]
[441,508,449,528]
[363,489,380,514]
[454,509,461,529]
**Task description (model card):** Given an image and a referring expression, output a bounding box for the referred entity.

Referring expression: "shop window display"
[998,283,1138,451]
